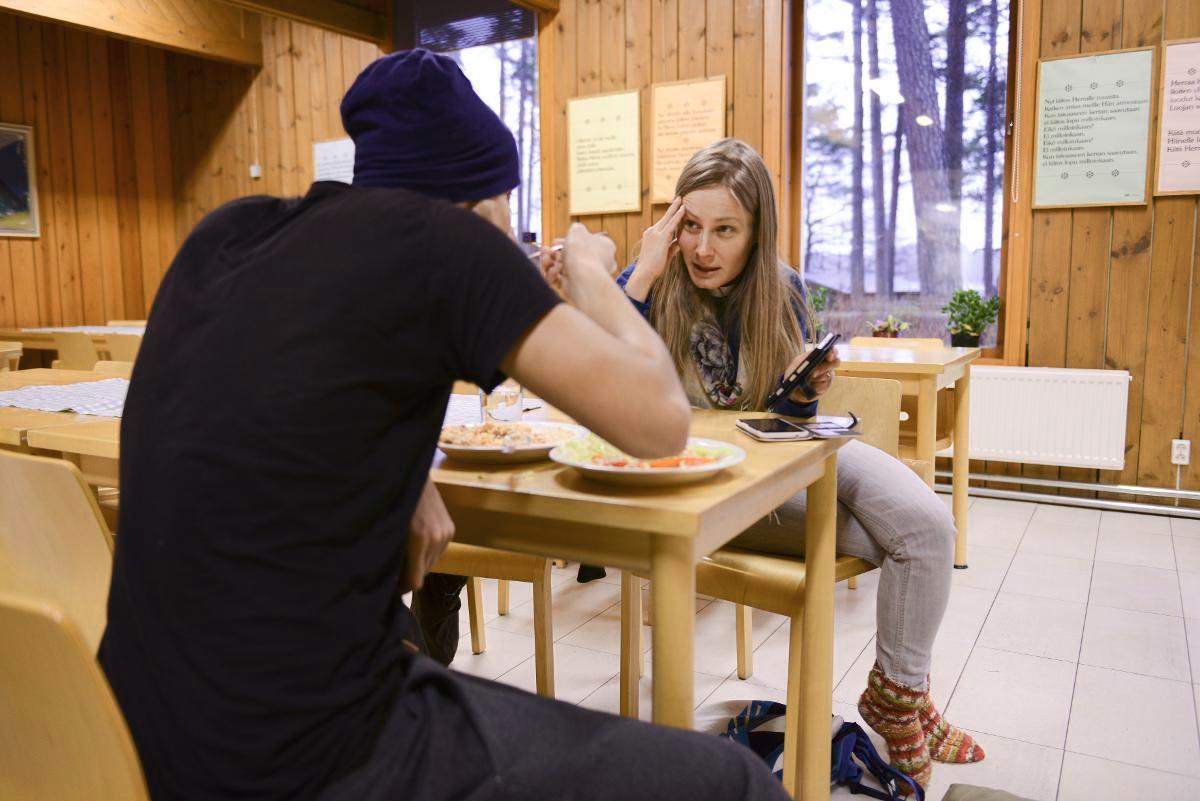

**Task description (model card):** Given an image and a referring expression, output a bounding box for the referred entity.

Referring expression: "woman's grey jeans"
[732,438,955,689]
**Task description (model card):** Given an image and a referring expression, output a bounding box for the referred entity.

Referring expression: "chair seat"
[432,543,548,583]
[696,548,876,618]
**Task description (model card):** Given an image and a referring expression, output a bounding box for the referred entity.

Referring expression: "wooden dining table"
[836,345,979,568]
[0,326,146,356]
[5,372,849,800]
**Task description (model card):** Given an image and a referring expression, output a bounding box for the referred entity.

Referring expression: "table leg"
[787,452,837,800]
[916,377,936,487]
[650,536,695,729]
[952,367,971,568]
[620,570,642,718]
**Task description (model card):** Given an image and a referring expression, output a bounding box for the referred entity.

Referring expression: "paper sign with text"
[1156,40,1200,195]
[1034,48,1155,207]
[651,77,726,204]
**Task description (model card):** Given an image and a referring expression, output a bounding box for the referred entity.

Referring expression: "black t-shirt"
[98,182,561,801]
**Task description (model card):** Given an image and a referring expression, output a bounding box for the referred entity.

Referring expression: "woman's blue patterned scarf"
[689,306,744,408]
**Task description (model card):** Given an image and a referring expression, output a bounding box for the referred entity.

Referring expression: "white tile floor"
[447,496,1200,801]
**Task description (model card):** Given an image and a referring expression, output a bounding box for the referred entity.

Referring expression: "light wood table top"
[0,368,114,389]
[0,370,117,447]
[434,408,840,555]
[0,327,144,351]
[25,419,121,460]
[838,345,978,376]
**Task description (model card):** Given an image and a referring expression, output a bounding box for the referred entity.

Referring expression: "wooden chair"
[103,334,142,362]
[0,340,21,371]
[431,544,556,697]
[49,332,100,370]
[0,450,114,652]
[94,360,135,379]
[106,319,147,326]
[849,336,946,349]
[0,592,150,801]
[619,377,926,795]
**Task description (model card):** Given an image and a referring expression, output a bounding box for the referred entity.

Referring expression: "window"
[802,0,1011,346]
[416,6,542,244]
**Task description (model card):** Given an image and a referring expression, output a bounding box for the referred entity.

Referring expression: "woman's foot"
[919,689,985,764]
[576,564,607,583]
[857,662,932,790]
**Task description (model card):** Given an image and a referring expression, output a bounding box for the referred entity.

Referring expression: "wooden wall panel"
[542,0,791,269]
[166,18,380,239]
[1019,0,1200,504]
[0,12,368,323]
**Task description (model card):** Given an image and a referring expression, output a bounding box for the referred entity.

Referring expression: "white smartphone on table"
[735,417,813,442]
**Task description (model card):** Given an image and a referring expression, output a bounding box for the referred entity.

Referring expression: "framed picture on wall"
[0,123,40,238]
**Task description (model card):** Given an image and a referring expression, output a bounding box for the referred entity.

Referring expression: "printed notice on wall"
[1034,48,1155,207]
[314,138,355,184]
[1156,40,1200,195]
[651,77,726,203]
[568,90,641,216]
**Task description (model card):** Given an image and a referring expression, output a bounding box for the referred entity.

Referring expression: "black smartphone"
[764,332,841,412]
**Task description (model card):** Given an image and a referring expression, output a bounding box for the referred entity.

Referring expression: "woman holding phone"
[551,138,984,790]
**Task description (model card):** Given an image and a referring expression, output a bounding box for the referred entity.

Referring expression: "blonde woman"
[618,139,985,789]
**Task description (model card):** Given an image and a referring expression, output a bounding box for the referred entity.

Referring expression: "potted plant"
[942,289,1000,347]
[808,284,830,337]
[865,315,910,338]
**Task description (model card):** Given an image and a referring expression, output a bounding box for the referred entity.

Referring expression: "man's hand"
[402,478,456,593]
[541,224,618,305]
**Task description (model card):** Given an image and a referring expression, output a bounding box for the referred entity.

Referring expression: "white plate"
[549,437,746,486]
[438,421,587,464]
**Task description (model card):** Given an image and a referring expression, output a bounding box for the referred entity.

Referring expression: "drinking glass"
[478,381,524,423]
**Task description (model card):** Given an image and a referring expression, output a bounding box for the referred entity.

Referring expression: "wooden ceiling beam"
[216,0,386,43]
[512,0,560,12]
[0,0,263,66]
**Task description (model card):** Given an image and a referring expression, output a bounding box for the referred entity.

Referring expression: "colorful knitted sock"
[857,662,932,791]
[919,687,986,764]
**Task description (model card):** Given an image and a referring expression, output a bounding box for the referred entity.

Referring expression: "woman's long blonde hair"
[648,138,814,410]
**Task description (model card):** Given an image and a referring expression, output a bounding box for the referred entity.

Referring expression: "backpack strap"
[835,723,925,801]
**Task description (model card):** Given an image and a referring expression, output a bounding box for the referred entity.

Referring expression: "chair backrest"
[0,450,114,652]
[50,332,99,370]
[94,360,134,379]
[0,592,150,801]
[849,336,945,350]
[103,334,142,362]
[106,319,147,327]
[819,376,902,457]
[0,340,21,371]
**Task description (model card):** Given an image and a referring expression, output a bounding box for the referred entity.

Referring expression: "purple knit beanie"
[341,49,520,203]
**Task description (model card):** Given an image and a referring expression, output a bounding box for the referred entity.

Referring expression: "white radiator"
[954,366,1131,470]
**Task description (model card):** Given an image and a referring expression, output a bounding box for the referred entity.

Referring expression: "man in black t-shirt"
[99,49,790,801]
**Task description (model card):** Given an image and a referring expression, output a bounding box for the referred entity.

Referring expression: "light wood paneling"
[0,12,370,324]
[1019,0,1200,504]
[168,16,381,239]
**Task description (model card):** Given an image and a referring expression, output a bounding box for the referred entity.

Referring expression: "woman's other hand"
[624,196,686,302]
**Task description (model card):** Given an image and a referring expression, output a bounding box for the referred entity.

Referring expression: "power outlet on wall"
[1172,439,1191,466]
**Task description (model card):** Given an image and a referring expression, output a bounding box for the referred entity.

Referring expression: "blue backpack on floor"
[720,701,924,801]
